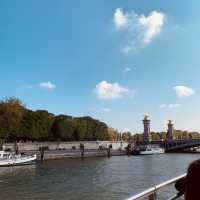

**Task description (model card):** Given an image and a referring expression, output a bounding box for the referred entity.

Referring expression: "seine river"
[0,154,200,200]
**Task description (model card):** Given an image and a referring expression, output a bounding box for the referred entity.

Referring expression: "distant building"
[143,113,151,143]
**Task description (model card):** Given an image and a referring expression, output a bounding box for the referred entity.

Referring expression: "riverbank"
[25,149,127,160]
[2,141,129,160]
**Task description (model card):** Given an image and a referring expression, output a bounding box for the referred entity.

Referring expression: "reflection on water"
[0,165,36,177]
[0,154,199,200]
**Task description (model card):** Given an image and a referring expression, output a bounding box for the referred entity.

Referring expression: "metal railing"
[125,173,186,200]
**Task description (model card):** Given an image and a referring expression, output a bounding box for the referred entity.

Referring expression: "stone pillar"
[143,114,151,143]
[167,120,174,140]
[80,143,85,159]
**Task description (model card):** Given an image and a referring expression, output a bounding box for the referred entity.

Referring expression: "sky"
[0,0,200,133]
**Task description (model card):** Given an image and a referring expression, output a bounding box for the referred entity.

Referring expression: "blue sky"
[0,0,200,133]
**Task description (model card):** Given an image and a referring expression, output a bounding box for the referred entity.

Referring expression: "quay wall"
[2,141,129,152]
[33,149,127,160]
[2,141,129,160]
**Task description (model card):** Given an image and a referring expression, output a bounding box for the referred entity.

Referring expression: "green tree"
[74,117,109,141]
[0,97,26,141]
[122,132,132,141]
[51,115,76,141]
[18,110,54,141]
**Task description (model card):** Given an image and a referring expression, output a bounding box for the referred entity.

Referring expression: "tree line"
[121,130,200,142]
[1,97,199,143]
[0,97,118,142]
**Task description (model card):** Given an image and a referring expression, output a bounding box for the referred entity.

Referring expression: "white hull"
[0,154,37,167]
[140,149,165,155]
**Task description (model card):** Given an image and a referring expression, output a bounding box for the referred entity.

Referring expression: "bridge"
[135,114,200,153]
[164,139,200,152]
[135,139,200,152]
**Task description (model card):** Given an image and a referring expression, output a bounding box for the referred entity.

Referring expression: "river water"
[0,153,199,200]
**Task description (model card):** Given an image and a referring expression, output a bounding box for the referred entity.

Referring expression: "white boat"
[140,146,165,155]
[0,151,37,167]
[132,145,165,155]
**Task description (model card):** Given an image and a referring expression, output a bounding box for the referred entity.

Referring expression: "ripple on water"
[0,154,199,200]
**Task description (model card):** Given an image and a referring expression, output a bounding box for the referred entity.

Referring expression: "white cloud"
[95,81,129,99]
[122,45,133,53]
[101,108,111,113]
[168,104,181,108]
[124,67,132,72]
[90,107,112,113]
[160,103,181,109]
[20,85,34,89]
[160,104,167,108]
[173,86,195,97]
[114,8,128,29]
[138,11,165,44]
[113,9,166,52]
[39,81,56,90]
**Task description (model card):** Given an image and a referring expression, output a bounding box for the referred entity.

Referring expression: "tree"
[51,115,76,141]
[133,133,143,142]
[18,110,54,141]
[122,132,132,141]
[107,127,120,141]
[0,97,26,141]
[74,117,109,141]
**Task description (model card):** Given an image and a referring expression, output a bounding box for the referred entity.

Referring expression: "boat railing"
[125,173,186,200]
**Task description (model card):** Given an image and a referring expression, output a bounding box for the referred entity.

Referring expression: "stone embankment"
[2,141,129,160]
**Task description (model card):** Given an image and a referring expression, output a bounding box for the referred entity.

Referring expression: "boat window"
[3,154,9,158]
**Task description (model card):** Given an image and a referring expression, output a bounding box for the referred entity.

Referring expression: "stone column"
[143,114,151,143]
[167,120,174,140]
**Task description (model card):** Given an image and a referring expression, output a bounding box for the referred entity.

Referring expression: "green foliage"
[0,97,25,141]
[133,130,200,142]
[0,97,113,142]
[51,115,76,141]
[2,97,199,142]
[122,132,132,141]
[173,130,200,140]
[151,132,165,141]
[107,127,121,141]
[50,115,110,141]
[133,133,143,142]
[18,110,54,141]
